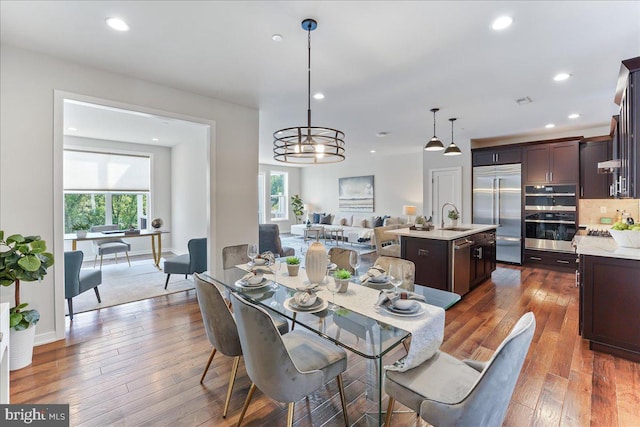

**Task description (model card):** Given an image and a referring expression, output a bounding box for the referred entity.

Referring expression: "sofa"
[290,213,410,246]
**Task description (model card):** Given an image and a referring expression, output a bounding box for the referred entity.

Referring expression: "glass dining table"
[203,265,460,426]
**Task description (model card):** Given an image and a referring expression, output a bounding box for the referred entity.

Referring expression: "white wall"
[171,139,208,252]
[300,151,423,219]
[0,45,259,345]
[63,135,173,255]
[258,164,302,231]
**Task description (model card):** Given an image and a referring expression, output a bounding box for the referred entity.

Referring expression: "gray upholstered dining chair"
[194,273,289,418]
[231,292,350,427]
[368,256,416,292]
[164,237,207,289]
[90,224,131,269]
[222,244,249,269]
[328,247,358,274]
[383,312,536,427]
[64,250,102,320]
[258,224,295,257]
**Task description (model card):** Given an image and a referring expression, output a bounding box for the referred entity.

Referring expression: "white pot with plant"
[333,269,351,293]
[0,231,55,370]
[448,210,459,227]
[71,222,89,238]
[286,256,300,276]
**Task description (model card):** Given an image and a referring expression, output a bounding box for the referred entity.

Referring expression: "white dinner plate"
[235,278,272,290]
[284,297,329,314]
[383,303,425,317]
[369,275,390,283]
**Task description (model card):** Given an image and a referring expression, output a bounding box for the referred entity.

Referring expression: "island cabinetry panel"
[401,237,450,291]
[470,230,497,288]
[581,254,640,362]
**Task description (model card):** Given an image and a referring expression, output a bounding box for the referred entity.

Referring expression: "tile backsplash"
[579,199,640,226]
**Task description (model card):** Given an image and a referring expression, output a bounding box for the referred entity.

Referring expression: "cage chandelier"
[273,18,345,164]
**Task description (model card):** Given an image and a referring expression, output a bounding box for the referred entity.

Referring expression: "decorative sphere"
[151,218,163,229]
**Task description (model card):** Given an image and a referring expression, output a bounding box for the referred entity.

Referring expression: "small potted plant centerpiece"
[448,210,460,227]
[286,256,300,276]
[414,215,425,229]
[71,222,90,238]
[0,231,54,370]
[333,268,351,293]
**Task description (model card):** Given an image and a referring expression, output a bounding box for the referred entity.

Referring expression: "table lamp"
[303,204,313,222]
[402,205,417,224]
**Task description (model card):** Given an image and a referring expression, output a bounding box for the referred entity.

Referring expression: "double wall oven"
[524,185,577,252]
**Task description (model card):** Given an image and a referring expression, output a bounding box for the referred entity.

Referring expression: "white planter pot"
[10,324,36,371]
[449,219,458,227]
[76,230,87,238]
[305,242,327,284]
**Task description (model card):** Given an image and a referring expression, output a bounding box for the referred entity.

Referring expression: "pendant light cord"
[307,25,312,130]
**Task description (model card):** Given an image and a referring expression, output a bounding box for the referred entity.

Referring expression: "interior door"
[429,167,462,227]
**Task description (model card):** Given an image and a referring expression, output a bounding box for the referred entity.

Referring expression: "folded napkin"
[241,270,264,284]
[359,265,386,284]
[375,289,426,307]
[256,251,275,265]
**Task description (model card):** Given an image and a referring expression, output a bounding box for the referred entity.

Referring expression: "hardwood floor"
[10,263,640,426]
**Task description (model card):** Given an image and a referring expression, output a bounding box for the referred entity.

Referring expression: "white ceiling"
[2,1,639,164]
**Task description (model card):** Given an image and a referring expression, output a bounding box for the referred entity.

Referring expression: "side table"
[325,227,344,245]
[304,226,323,242]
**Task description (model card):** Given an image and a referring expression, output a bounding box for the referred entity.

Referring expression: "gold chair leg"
[337,374,349,426]
[286,402,295,427]
[236,382,256,427]
[100,255,104,269]
[125,251,131,267]
[114,252,119,264]
[93,255,98,269]
[223,356,240,418]
[199,347,217,384]
[384,397,395,427]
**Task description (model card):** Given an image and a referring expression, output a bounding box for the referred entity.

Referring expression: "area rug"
[280,235,376,257]
[68,258,195,315]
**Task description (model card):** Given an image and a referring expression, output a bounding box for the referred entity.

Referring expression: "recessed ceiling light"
[272,34,283,42]
[376,132,388,137]
[67,127,77,131]
[545,123,555,129]
[152,138,159,141]
[313,92,325,100]
[106,17,129,32]
[370,150,376,154]
[491,16,513,31]
[553,73,571,82]
[568,113,580,119]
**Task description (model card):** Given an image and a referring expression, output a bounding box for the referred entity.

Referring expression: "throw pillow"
[358,218,367,228]
[321,214,333,225]
[374,216,384,227]
[340,218,347,226]
[312,212,325,224]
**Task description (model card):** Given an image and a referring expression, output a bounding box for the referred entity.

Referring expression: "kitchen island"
[388,224,498,296]
[574,234,640,362]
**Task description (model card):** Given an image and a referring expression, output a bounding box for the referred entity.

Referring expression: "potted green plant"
[71,221,90,238]
[286,256,300,276]
[333,268,351,293]
[448,210,460,226]
[0,231,54,370]
[290,194,304,224]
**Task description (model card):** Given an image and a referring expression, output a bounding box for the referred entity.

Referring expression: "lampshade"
[402,205,417,216]
[444,117,462,156]
[273,19,345,164]
[303,204,313,212]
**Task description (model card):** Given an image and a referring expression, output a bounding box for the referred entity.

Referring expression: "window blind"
[64,150,150,192]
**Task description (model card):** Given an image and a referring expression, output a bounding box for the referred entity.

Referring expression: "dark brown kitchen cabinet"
[581,254,640,362]
[580,138,612,199]
[401,237,450,291]
[523,249,576,270]
[470,230,496,288]
[472,147,521,166]
[523,139,579,185]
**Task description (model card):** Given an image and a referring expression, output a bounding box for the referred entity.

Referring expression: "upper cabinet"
[612,57,640,198]
[523,140,579,185]
[472,147,521,167]
[580,138,612,199]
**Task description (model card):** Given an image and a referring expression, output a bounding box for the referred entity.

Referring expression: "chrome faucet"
[441,202,460,228]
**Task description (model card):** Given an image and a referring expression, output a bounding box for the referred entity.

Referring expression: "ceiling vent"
[515,96,533,105]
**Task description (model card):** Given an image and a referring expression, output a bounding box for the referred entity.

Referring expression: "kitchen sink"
[441,227,473,232]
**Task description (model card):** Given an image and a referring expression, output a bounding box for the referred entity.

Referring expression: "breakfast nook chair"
[64,250,102,321]
[164,237,207,289]
[383,312,535,426]
[231,292,349,427]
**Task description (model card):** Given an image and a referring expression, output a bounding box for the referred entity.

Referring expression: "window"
[270,171,288,220]
[64,150,151,232]
[258,173,266,224]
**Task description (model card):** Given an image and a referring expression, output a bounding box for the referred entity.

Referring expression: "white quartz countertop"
[388,224,498,241]
[574,235,640,260]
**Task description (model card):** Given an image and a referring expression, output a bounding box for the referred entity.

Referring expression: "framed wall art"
[338,175,374,212]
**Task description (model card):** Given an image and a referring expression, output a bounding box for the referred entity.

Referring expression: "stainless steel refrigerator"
[473,164,522,264]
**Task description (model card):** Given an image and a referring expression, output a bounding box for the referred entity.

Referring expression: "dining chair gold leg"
[93,255,98,269]
[199,347,217,384]
[125,251,131,267]
[223,356,241,418]
[114,252,119,264]
[337,374,349,426]
[384,397,395,427]
[286,402,295,427]
[99,255,104,269]
[236,382,256,427]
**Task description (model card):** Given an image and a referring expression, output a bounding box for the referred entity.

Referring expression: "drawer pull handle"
[530,256,542,261]
[556,260,570,264]
[417,249,430,256]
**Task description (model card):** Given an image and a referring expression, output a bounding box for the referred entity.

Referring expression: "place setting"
[235,270,273,291]
[375,290,426,317]
[284,288,328,314]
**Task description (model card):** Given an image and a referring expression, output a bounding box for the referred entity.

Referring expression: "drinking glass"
[247,244,258,264]
[272,258,282,288]
[325,275,339,311]
[389,263,404,293]
[349,251,360,276]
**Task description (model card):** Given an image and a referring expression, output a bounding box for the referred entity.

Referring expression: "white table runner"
[239,263,445,372]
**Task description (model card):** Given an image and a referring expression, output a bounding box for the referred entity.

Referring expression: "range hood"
[597,159,621,174]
